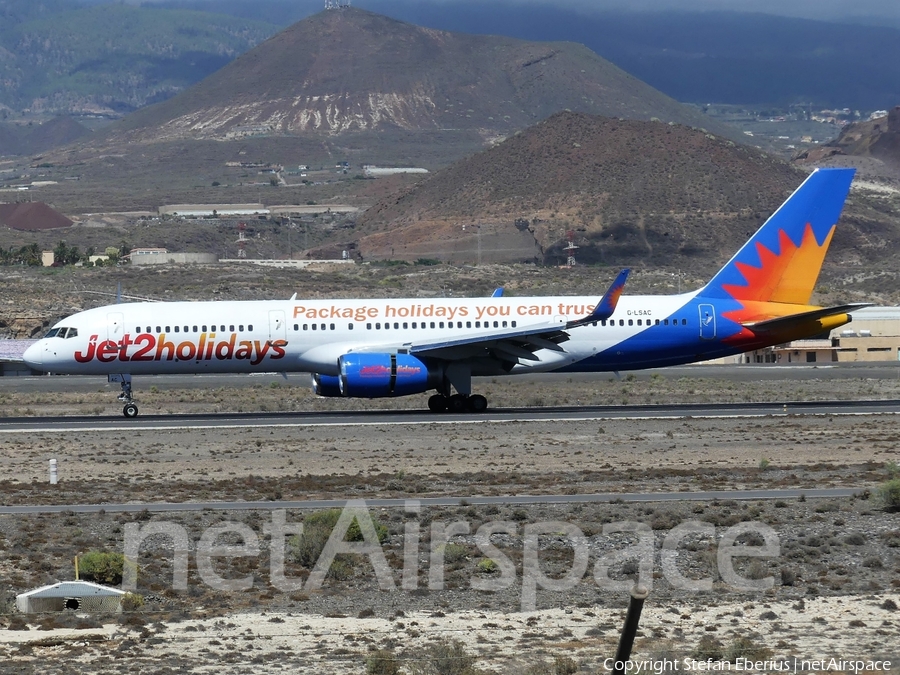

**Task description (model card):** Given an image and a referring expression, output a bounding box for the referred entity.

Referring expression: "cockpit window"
[45,327,78,339]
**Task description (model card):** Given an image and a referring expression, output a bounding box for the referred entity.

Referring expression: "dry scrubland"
[0,376,899,672]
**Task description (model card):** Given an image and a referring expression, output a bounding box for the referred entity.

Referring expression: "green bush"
[290,509,388,569]
[78,551,125,585]
[121,593,144,612]
[877,479,900,512]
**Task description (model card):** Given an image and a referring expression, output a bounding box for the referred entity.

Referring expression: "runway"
[0,487,866,515]
[0,398,896,433]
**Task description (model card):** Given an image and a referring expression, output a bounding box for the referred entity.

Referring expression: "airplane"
[23,167,866,418]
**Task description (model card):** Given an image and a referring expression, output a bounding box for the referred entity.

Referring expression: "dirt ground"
[0,379,899,673]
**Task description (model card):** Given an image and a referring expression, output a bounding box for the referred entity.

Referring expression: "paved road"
[3,362,900,395]
[0,398,896,434]
[0,488,866,514]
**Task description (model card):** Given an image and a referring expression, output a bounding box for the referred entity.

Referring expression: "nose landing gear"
[110,374,139,417]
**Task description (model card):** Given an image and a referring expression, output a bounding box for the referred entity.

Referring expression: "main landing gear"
[110,374,139,417]
[427,393,488,414]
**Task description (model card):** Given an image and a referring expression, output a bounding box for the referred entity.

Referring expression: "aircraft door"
[698,304,716,340]
[269,310,286,341]
[107,312,124,342]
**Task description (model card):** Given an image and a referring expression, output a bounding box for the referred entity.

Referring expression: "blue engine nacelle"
[312,373,343,397]
[338,353,438,398]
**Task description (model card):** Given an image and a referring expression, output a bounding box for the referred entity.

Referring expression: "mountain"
[0,1,278,115]
[354,111,839,266]
[0,115,89,155]
[150,0,900,110]
[103,7,728,148]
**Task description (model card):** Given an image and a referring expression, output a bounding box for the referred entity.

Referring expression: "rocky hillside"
[104,7,725,147]
[355,111,810,266]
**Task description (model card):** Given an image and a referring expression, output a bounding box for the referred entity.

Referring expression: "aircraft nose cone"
[22,341,43,370]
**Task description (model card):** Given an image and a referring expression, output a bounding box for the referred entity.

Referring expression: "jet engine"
[338,353,439,398]
[311,373,343,397]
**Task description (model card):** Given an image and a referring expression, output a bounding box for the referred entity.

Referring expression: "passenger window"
[628,320,633,326]
[312,324,317,331]
[512,321,517,328]
[202,325,207,332]
[220,325,225,332]
[293,324,298,331]
[321,324,326,331]
[682,319,687,325]
[174,326,180,332]
[248,325,253,331]
[193,326,198,332]
[430,322,435,328]
[394,322,399,329]
[376,323,381,329]
[412,322,417,329]
[502,321,507,327]
[655,319,660,325]
[493,321,499,328]
[466,321,471,328]
[146,327,151,333]
[619,320,624,326]
[439,322,445,328]
[229,325,234,332]
[457,321,462,328]
[239,325,244,332]
[601,320,606,326]
[367,323,372,330]
[330,323,335,330]
[134,327,140,334]
[475,321,481,328]
[403,322,408,329]
[637,320,642,326]
[303,324,308,331]
[165,326,171,332]
[664,319,669,326]
[156,326,161,333]
[348,323,354,330]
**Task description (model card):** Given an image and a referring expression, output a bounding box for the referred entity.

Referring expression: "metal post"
[611,585,650,675]
[49,458,57,485]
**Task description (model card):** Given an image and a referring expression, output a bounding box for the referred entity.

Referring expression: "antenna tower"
[237,222,247,259]
[564,230,578,268]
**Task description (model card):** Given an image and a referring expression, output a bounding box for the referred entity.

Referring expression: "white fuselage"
[24,293,701,377]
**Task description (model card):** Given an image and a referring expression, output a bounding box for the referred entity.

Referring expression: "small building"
[16,581,126,613]
[41,250,54,267]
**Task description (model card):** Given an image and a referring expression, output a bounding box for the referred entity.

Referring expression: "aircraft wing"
[353,269,629,365]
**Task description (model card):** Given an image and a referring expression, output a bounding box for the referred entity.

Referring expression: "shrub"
[724,636,772,662]
[877,479,900,512]
[290,510,388,572]
[425,639,477,675]
[476,558,498,573]
[443,543,469,564]
[366,649,400,675]
[121,593,144,612]
[693,635,723,660]
[78,551,125,585]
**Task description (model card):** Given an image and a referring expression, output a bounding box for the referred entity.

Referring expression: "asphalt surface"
[3,362,900,395]
[0,398,896,433]
[0,488,865,514]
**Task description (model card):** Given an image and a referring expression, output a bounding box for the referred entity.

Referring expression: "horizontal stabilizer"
[567,269,630,329]
[743,303,872,333]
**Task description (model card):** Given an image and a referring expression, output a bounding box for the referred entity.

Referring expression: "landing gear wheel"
[447,394,468,413]
[466,394,488,413]
[123,403,139,418]
[428,394,448,413]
